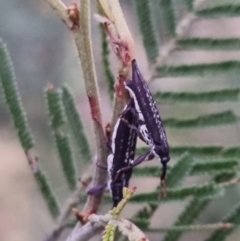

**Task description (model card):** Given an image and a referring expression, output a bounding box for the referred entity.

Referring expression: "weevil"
[107,100,138,207]
[87,101,137,207]
[117,59,170,197]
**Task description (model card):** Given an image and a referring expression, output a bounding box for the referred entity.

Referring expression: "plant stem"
[145,223,233,232]
[71,0,109,214]
[43,0,109,228]
[43,0,71,27]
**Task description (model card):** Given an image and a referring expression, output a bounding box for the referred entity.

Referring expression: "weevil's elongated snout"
[160,162,167,181]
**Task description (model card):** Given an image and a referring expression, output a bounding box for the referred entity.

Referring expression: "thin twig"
[43,0,71,27]
[70,0,109,214]
[66,187,142,241]
[43,169,92,241]
[66,218,104,241]
[145,223,233,232]
[43,0,109,234]
[97,0,135,126]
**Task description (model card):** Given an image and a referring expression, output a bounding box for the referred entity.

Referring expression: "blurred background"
[1,0,240,241]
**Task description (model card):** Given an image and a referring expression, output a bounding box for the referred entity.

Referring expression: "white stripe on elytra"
[124,85,144,121]
[107,153,113,193]
[111,104,127,154]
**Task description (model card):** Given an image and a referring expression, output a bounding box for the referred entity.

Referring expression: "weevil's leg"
[147,152,155,161]
[86,183,108,195]
[120,117,145,141]
[114,150,151,182]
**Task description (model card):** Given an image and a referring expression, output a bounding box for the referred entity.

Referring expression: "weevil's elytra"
[131,60,169,149]
[108,101,137,207]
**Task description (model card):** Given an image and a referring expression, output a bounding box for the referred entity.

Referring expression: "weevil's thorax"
[152,143,170,164]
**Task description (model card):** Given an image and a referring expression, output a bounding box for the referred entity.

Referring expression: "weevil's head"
[153,145,170,181]
[153,146,170,164]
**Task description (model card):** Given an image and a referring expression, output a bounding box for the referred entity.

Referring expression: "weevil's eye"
[161,156,170,163]
[154,146,170,163]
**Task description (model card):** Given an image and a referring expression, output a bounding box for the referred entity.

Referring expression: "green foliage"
[183,0,194,10]
[46,87,76,190]
[146,223,232,232]
[54,132,77,190]
[197,4,240,18]
[137,145,240,158]
[178,38,240,50]
[81,179,236,205]
[130,204,159,231]
[162,198,210,241]
[130,218,149,230]
[125,182,223,203]
[45,86,65,128]
[0,40,60,220]
[157,61,240,77]
[163,110,238,128]
[0,40,34,150]
[133,158,239,177]
[162,172,236,241]
[102,223,117,241]
[3,1,240,240]
[130,154,193,232]
[133,0,159,62]
[159,0,176,38]
[190,159,239,175]
[205,201,240,241]
[154,89,240,103]
[34,170,60,218]
[61,86,92,163]
[166,153,193,187]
